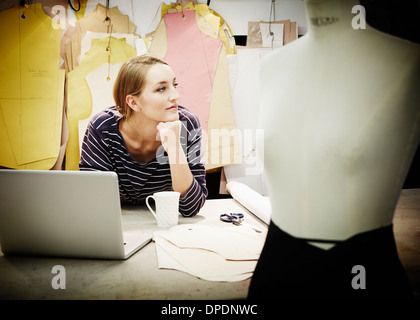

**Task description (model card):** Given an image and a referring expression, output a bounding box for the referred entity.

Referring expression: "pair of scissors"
[220,213,262,233]
[220,213,244,224]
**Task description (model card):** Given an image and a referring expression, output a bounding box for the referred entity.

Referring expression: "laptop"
[0,169,152,260]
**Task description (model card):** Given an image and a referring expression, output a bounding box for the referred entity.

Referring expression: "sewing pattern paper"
[153,224,264,282]
[83,0,135,27]
[66,37,136,170]
[79,62,123,152]
[78,31,139,65]
[0,4,64,169]
[224,47,272,194]
[149,9,240,170]
[161,2,235,55]
[163,10,222,133]
[66,3,136,72]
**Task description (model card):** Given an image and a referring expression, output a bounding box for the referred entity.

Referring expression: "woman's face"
[130,63,180,123]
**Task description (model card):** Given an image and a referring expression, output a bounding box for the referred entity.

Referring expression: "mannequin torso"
[259,0,420,247]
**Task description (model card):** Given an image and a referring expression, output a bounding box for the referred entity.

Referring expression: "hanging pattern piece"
[0,3,64,170]
[149,4,240,170]
[66,37,136,170]
[65,3,136,72]
[78,61,123,151]
[162,10,222,134]
[64,3,139,170]
[161,2,236,55]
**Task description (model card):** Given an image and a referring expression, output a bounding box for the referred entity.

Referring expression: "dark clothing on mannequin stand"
[248,221,413,300]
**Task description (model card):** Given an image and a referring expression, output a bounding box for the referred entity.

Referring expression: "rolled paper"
[226,180,271,225]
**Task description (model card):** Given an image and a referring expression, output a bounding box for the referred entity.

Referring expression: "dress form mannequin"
[249,0,419,299]
[261,0,420,244]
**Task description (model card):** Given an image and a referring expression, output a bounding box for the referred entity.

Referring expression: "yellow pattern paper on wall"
[0,4,64,170]
[67,3,137,72]
[66,37,136,170]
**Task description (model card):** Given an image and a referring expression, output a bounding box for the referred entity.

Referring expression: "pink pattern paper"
[163,10,222,133]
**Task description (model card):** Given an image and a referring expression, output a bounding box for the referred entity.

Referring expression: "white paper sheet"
[153,224,264,282]
[158,224,264,261]
[155,236,256,282]
[259,23,284,48]
[225,47,272,195]
[132,0,162,38]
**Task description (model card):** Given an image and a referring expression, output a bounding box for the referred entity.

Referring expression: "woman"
[79,55,207,217]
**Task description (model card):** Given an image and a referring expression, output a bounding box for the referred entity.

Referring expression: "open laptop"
[0,169,152,260]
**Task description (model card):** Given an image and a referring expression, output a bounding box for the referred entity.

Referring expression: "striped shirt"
[79,106,208,217]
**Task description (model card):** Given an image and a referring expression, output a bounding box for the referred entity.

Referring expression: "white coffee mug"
[146,191,180,228]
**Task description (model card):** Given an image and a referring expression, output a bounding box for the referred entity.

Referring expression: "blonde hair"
[113,55,168,119]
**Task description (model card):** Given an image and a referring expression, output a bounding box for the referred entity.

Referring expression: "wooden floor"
[393,188,420,295]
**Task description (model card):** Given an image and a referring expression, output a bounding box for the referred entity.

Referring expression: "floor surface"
[393,188,420,296]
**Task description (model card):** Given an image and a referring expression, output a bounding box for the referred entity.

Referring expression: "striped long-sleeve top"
[79,106,208,217]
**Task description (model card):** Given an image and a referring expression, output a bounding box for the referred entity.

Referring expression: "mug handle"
[146,195,158,221]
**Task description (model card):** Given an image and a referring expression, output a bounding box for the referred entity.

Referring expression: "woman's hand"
[157,120,193,195]
[157,120,181,154]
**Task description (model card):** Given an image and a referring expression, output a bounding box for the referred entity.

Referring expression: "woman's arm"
[157,119,207,217]
[157,120,192,195]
